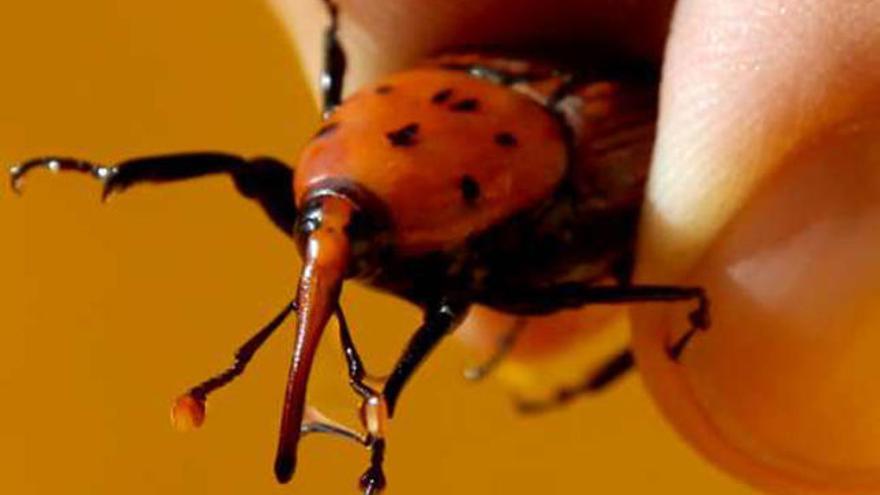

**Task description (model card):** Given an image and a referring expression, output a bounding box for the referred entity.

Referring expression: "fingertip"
[635,117,880,493]
[640,0,880,282]
[634,2,880,490]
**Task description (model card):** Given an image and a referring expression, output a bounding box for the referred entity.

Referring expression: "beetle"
[8,0,708,493]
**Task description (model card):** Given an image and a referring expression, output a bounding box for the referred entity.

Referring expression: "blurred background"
[0,1,752,493]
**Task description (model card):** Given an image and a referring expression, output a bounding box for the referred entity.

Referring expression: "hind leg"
[494,283,710,359]
[493,282,708,413]
[514,348,635,414]
[512,318,708,414]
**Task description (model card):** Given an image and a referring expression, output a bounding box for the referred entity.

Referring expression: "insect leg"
[171,298,296,428]
[382,300,467,417]
[9,153,296,235]
[463,316,527,381]
[514,348,634,414]
[512,322,702,414]
[335,301,465,495]
[335,305,386,386]
[320,0,347,117]
[334,306,391,494]
[497,284,709,360]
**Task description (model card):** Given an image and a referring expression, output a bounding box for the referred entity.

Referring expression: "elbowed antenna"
[274,195,354,483]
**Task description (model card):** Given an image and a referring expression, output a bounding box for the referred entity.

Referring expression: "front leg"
[10,152,296,235]
[171,297,298,429]
[382,300,468,417]
[294,300,466,493]
[325,300,465,494]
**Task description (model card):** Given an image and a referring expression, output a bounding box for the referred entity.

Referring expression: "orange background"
[0,1,752,493]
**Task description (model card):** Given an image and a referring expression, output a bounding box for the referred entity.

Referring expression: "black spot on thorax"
[386,123,420,147]
[494,132,518,147]
[460,175,481,204]
[450,98,480,112]
[431,88,453,104]
[375,84,393,94]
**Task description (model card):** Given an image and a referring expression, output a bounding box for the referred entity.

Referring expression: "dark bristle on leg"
[9,152,297,236]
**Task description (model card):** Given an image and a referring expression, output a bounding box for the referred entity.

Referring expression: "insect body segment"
[9,1,710,492]
[296,66,568,254]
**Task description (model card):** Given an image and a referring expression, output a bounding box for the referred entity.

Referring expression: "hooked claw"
[360,465,387,495]
[9,157,117,197]
[667,294,710,361]
[359,438,387,495]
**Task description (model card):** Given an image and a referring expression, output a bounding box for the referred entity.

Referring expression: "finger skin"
[640,0,880,280]
[634,1,880,493]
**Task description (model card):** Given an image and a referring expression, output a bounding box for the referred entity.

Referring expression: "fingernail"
[634,119,880,492]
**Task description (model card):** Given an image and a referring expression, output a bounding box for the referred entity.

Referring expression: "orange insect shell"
[294,68,566,253]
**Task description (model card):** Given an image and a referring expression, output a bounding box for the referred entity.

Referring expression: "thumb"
[634,0,880,493]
